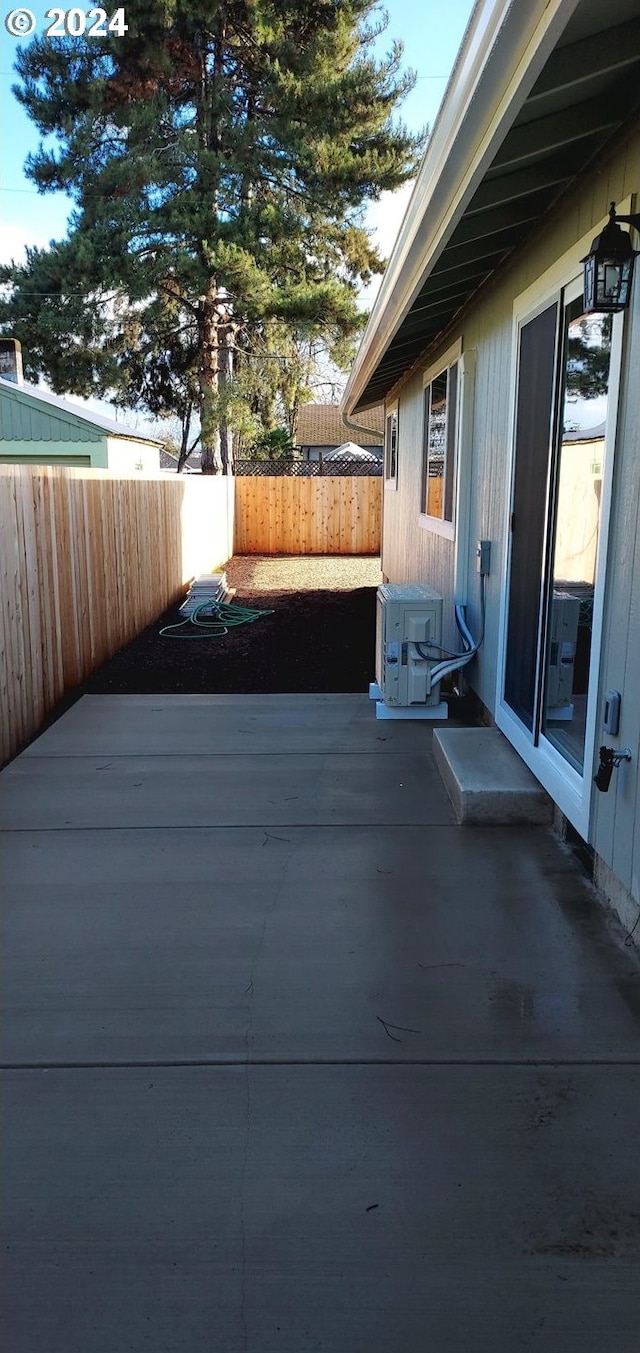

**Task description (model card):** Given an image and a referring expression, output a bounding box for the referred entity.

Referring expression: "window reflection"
[422,362,458,523]
[542,302,612,772]
[385,409,397,482]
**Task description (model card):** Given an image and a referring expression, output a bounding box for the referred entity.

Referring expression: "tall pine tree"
[2,1,424,471]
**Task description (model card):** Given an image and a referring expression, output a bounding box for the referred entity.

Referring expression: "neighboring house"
[343,0,640,934]
[0,377,163,471]
[295,403,384,461]
[159,448,202,473]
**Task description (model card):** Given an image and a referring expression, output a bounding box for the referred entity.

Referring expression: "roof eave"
[107,431,165,447]
[343,0,581,417]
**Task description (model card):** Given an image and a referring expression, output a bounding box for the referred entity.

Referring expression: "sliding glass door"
[540,303,613,774]
[499,279,622,835]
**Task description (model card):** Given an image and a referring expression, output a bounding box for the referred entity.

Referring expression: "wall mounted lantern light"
[582,202,640,313]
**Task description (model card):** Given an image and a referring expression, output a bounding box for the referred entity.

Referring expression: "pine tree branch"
[156,282,199,316]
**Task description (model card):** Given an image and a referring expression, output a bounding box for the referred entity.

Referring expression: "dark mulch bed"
[81,587,377,697]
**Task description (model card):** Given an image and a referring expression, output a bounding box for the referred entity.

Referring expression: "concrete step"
[433,726,553,825]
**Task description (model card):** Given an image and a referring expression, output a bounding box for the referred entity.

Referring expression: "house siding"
[106,437,161,474]
[0,388,162,473]
[0,437,108,467]
[383,126,639,906]
[591,287,640,906]
[382,369,457,650]
[0,448,95,467]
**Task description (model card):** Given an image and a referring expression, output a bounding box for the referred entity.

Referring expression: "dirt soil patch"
[79,555,382,698]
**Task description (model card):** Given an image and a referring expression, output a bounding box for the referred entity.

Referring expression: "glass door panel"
[503,303,558,732]
[541,301,612,772]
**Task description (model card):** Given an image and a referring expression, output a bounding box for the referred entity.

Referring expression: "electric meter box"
[375,583,444,707]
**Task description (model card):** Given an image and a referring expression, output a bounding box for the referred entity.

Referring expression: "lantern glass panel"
[583,256,596,311]
[600,263,623,306]
[618,262,632,307]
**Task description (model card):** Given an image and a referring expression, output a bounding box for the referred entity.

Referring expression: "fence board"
[234,476,381,555]
[0,475,22,763]
[12,475,26,746]
[35,471,61,709]
[16,470,42,733]
[0,467,234,767]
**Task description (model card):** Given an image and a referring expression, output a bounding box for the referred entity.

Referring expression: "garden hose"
[160,598,274,639]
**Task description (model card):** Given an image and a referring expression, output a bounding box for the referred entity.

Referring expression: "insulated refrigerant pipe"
[413,574,486,682]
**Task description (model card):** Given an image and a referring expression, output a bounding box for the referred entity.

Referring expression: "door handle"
[594,746,631,793]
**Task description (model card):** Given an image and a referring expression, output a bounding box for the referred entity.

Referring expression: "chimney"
[0,338,24,384]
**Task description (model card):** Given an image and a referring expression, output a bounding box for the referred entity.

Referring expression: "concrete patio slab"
[2,824,639,1065]
[0,750,455,830]
[1,693,639,1352]
[3,1064,640,1352]
[23,693,438,756]
[434,726,553,824]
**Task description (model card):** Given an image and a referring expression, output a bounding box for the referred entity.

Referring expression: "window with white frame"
[384,404,398,486]
[420,353,460,531]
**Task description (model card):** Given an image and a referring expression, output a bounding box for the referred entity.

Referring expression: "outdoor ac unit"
[375,584,444,707]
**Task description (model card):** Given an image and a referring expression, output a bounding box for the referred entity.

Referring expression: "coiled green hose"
[160,599,274,639]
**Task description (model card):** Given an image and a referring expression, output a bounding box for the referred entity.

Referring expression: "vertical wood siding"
[381,369,458,650]
[381,127,639,899]
[0,466,235,767]
[233,476,381,555]
[591,269,640,905]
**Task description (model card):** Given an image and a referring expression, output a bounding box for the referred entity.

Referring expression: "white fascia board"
[343,0,581,416]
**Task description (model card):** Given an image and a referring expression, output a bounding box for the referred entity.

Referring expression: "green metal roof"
[0,381,104,444]
[0,378,164,445]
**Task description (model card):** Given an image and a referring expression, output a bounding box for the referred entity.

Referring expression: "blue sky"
[0,0,476,265]
[0,1,475,419]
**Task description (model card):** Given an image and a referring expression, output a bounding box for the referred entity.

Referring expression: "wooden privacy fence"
[1,467,379,766]
[0,466,234,767]
[234,474,381,554]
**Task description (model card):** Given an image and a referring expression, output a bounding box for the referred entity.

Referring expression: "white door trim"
[494,251,626,840]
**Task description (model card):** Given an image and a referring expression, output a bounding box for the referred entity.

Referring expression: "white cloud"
[0,221,55,267]
[366,180,415,257]
[360,180,415,309]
